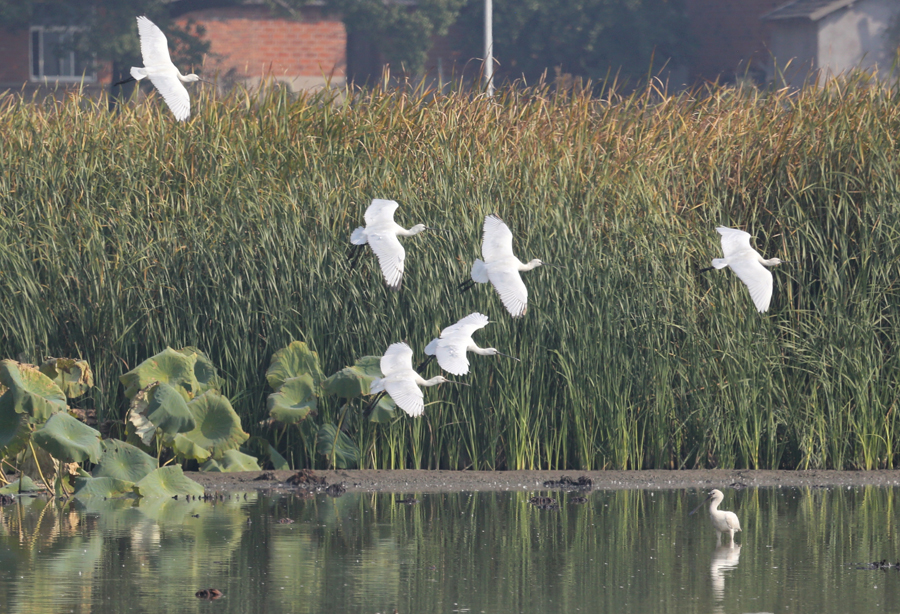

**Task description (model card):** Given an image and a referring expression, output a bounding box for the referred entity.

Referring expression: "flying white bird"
[350,199,439,290]
[369,342,462,417]
[689,489,742,544]
[421,312,519,375]
[459,214,553,317]
[705,225,783,313]
[114,16,204,121]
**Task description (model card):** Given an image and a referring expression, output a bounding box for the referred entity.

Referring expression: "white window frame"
[29,26,96,83]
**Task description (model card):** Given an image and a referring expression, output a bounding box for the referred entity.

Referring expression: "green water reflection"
[1,487,900,613]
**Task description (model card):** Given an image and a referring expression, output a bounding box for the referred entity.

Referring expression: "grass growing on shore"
[0,73,898,470]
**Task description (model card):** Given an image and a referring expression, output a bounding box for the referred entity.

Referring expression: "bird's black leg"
[113,75,136,87]
[458,278,476,293]
[362,391,386,418]
[698,266,714,274]
[415,355,434,374]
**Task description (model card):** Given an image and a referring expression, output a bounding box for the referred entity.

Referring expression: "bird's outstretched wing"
[148,73,191,121]
[136,16,174,69]
[439,312,489,338]
[481,214,515,262]
[716,226,753,259]
[728,258,773,312]
[488,267,528,317]
[364,199,400,226]
[380,342,414,376]
[435,340,470,376]
[367,231,405,289]
[384,377,424,417]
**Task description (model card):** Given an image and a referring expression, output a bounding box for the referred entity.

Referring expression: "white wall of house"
[817,0,897,78]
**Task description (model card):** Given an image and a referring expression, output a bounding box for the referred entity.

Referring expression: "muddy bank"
[187,469,900,494]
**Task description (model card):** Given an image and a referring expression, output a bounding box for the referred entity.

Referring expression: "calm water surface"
[1,486,900,613]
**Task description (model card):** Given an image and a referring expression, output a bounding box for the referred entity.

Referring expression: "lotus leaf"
[32,412,102,463]
[175,391,249,459]
[317,422,359,469]
[0,393,30,457]
[267,374,317,424]
[120,347,200,399]
[92,440,158,482]
[73,476,136,498]
[0,360,67,423]
[322,355,383,398]
[39,358,93,399]
[266,341,324,390]
[167,433,212,462]
[0,475,40,494]
[133,466,204,498]
[201,449,261,472]
[176,346,219,394]
[126,384,156,445]
[367,395,399,424]
[146,382,196,435]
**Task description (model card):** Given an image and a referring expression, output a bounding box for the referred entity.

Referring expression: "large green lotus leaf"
[120,347,200,399]
[0,392,30,458]
[367,395,399,424]
[267,374,317,424]
[317,422,359,469]
[322,355,383,398]
[0,476,40,494]
[134,466,204,498]
[92,439,158,482]
[0,360,67,423]
[266,341,324,390]
[146,382,195,435]
[73,476,136,498]
[167,433,212,462]
[177,391,249,459]
[39,358,93,399]
[32,412,102,463]
[201,449,261,472]
[176,347,219,394]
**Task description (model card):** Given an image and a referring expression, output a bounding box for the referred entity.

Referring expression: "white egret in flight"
[459,214,555,317]
[114,16,205,121]
[703,226,783,313]
[350,199,440,290]
[689,489,742,544]
[421,312,519,375]
[369,342,463,417]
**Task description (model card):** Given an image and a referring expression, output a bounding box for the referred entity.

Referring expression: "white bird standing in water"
[369,342,462,417]
[350,199,438,290]
[690,489,742,544]
[459,214,553,318]
[705,226,783,312]
[421,312,519,375]
[114,16,205,121]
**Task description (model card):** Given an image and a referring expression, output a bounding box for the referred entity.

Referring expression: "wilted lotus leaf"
[39,358,93,399]
[0,475,41,494]
[266,341,324,391]
[167,433,212,462]
[322,355,383,398]
[317,422,359,469]
[367,395,398,424]
[73,476,136,498]
[201,449,261,472]
[126,384,156,446]
[120,347,200,399]
[133,466,204,498]
[0,360,67,423]
[145,382,195,435]
[92,439,158,483]
[175,391,249,459]
[0,393,30,458]
[176,347,219,394]
[267,374,317,424]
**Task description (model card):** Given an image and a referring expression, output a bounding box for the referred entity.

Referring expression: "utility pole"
[484,0,493,96]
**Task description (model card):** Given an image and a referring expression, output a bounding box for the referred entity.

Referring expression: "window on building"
[30,26,95,82]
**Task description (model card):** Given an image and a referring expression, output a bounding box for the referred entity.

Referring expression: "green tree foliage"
[452,0,691,84]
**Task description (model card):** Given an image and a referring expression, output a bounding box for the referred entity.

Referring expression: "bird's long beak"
[688,493,713,516]
[446,380,470,386]
[425,227,448,233]
[542,262,564,270]
[498,352,520,362]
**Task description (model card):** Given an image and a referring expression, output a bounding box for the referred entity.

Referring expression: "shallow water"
[1,486,900,613]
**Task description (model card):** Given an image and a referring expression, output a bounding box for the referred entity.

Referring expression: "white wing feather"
[435,340,470,376]
[147,73,191,121]
[364,199,400,226]
[380,342,414,376]
[385,377,425,417]
[488,266,528,317]
[439,312,489,338]
[136,16,174,69]
[367,231,405,289]
[716,226,753,259]
[481,215,515,262]
[727,258,773,312]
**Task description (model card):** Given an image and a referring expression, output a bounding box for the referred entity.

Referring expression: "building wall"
[177,5,347,91]
[0,28,31,86]
[684,0,785,84]
[817,0,899,78]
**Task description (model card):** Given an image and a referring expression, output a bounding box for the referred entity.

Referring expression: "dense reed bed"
[0,74,898,470]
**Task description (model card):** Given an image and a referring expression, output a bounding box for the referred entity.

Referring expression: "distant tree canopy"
[452,0,692,85]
